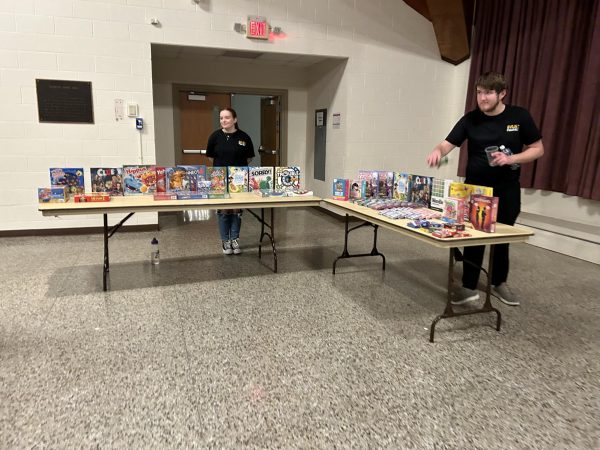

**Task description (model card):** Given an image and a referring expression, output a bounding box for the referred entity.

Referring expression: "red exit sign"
[247,16,269,40]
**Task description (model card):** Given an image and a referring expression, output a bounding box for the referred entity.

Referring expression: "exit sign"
[247,16,269,40]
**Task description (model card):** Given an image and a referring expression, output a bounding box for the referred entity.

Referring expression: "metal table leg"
[332,214,386,274]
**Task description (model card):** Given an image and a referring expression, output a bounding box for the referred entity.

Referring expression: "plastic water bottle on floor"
[151,237,160,265]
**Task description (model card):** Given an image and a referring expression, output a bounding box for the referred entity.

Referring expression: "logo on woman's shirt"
[506,124,519,132]
[238,140,246,146]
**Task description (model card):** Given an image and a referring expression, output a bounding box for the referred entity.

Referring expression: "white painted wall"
[0,0,597,263]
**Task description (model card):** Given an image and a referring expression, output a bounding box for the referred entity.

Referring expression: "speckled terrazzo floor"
[0,207,598,448]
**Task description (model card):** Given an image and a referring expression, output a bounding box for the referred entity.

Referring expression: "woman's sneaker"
[222,240,233,255]
[231,238,242,255]
[492,283,520,306]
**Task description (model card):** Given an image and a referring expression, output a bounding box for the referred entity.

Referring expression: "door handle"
[258,147,277,155]
[182,149,207,154]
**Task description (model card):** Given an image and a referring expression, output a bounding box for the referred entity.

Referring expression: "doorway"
[176,88,284,168]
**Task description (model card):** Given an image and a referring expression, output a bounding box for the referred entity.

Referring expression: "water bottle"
[499,145,520,170]
[151,237,160,265]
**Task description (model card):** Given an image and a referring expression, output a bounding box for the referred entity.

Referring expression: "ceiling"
[151,44,336,69]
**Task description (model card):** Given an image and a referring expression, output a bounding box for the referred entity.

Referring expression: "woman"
[206,107,255,255]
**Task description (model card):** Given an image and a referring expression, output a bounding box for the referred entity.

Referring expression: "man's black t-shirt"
[206,129,255,166]
[446,105,542,187]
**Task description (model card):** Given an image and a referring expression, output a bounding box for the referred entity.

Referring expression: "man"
[427,72,544,306]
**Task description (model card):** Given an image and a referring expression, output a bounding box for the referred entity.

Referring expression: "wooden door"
[179,92,231,166]
[259,96,280,167]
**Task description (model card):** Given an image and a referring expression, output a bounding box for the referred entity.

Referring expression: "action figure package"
[469,194,499,233]
[49,168,85,195]
[377,171,394,198]
[358,170,378,198]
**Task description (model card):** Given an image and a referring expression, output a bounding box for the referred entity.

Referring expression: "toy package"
[90,168,124,196]
[358,170,378,198]
[123,165,156,195]
[177,165,205,192]
[249,167,274,192]
[49,168,84,194]
[228,167,249,193]
[349,179,366,199]
[207,166,226,195]
[408,174,433,207]
[430,178,453,212]
[38,186,70,203]
[73,193,111,203]
[155,166,166,193]
[393,172,410,201]
[469,194,499,232]
[442,197,466,224]
[377,171,394,198]
[275,166,300,192]
[332,178,350,200]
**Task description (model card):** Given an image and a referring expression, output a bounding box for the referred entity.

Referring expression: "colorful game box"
[155,166,166,193]
[228,166,249,193]
[123,165,156,195]
[177,165,204,192]
[49,168,84,195]
[90,168,124,196]
[332,178,350,200]
[197,180,211,198]
[38,186,70,203]
[442,197,466,224]
[469,194,499,232]
[275,166,301,192]
[377,171,394,198]
[408,174,433,207]
[166,167,187,193]
[349,179,366,199]
[358,170,378,198]
[207,166,226,195]
[393,172,410,201]
[249,167,274,192]
[430,178,453,211]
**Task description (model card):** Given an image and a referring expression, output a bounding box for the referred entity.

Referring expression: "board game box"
[123,165,156,195]
[275,166,300,192]
[332,178,350,200]
[430,178,452,211]
[392,172,410,201]
[350,179,366,199]
[207,166,226,194]
[228,166,249,193]
[408,174,432,207]
[90,168,124,196]
[469,194,499,232]
[377,171,394,198]
[442,197,466,224]
[38,186,70,203]
[49,168,85,195]
[155,166,166,193]
[358,170,378,198]
[249,167,274,191]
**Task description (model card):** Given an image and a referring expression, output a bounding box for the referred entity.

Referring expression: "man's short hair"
[476,72,508,94]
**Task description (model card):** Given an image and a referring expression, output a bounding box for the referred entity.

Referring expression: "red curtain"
[458,0,600,200]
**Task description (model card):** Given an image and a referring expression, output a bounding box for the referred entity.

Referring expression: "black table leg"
[333,214,386,274]
[429,245,502,342]
[247,208,277,273]
[102,212,135,292]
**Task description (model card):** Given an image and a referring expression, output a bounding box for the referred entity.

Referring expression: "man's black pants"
[462,182,521,289]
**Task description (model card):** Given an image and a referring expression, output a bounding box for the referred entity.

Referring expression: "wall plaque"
[36,79,94,123]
